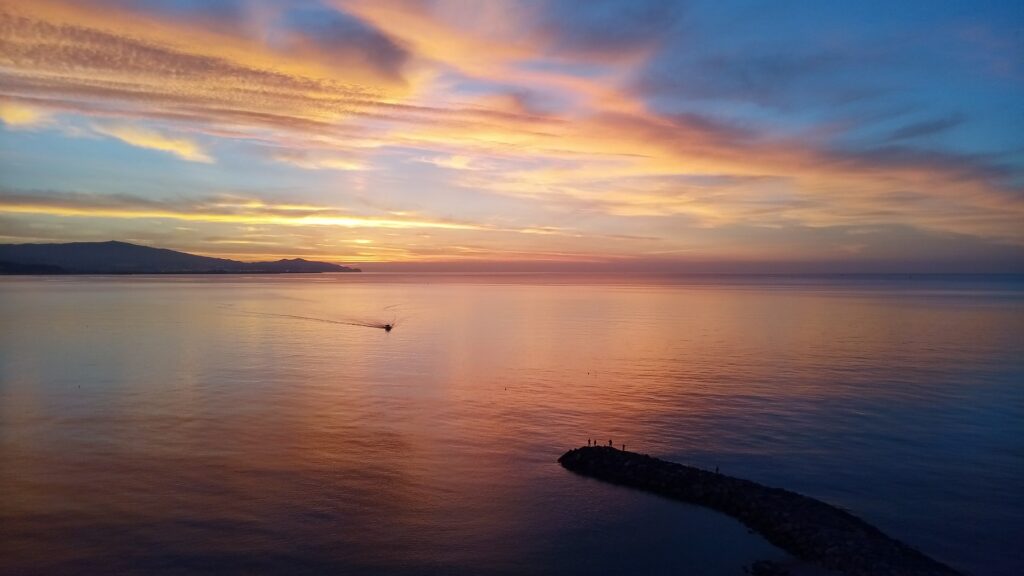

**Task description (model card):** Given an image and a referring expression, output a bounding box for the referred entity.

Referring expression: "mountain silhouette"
[0,241,360,274]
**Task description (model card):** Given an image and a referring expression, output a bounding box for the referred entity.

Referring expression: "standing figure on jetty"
[608,439,613,447]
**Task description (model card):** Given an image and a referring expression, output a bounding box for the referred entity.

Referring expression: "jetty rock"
[559,446,964,576]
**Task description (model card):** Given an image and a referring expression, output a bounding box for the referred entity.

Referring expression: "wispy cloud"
[417,155,478,170]
[0,189,576,234]
[271,149,367,171]
[885,114,965,142]
[90,123,213,163]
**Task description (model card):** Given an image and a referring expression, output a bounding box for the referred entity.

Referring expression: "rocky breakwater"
[558,446,964,576]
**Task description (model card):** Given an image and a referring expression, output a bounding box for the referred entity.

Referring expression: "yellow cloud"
[0,101,49,127]
[91,123,214,163]
[0,192,501,233]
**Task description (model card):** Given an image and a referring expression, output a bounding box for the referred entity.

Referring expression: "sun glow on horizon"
[0,0,1022,271]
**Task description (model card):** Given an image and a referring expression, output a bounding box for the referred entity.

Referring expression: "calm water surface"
[1,274,1022,575]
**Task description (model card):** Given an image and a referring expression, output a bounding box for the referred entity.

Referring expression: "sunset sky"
[1,0,1022,271]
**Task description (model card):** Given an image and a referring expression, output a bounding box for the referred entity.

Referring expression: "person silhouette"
[608,439,612,447]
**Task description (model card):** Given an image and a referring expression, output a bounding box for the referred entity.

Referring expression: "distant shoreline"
[0,241,361,274]
[0,269,356,275]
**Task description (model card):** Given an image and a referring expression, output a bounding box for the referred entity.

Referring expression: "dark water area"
[1,274,1021,575]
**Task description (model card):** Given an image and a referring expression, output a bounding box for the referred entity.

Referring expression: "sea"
[1,274,1021,575]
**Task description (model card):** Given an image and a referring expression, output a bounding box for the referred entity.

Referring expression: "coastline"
[0,269,360,275]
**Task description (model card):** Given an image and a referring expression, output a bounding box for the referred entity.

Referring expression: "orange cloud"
[0,0,414,142]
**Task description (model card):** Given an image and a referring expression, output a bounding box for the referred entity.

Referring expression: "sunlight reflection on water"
[1,274,1022,575]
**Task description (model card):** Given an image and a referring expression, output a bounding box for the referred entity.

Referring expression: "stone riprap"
[558,446,964,576]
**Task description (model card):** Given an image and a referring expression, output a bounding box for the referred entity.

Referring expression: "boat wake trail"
[225,307,396,331]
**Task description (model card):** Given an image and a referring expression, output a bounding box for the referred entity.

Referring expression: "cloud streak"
[270,149,367,171]
[0,189,587,236]
[91,123,213,163]
[0,189,477,230]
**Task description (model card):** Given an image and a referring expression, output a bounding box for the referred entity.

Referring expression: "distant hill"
[0,241,360,274]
